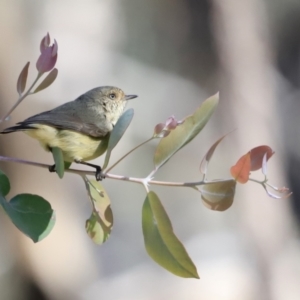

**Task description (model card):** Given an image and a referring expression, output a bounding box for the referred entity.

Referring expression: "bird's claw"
[48,164,56,172]
[95,169,105,181]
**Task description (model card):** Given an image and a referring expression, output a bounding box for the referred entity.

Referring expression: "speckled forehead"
[107,87,124,97]
[110,88,125,98]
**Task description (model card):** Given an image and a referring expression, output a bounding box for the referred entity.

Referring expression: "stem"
[0,155,94,176]
[0,155,207,187]
[248,178,266,185]
[0,155,235,188]
[148,178,233,187]
[81,175,96,210]
[105,137,155,173]
[0,73,42,122]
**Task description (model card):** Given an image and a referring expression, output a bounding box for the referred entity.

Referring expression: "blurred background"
[0,0,300,299]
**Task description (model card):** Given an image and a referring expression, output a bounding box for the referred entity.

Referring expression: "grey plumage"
[2,86,136,138]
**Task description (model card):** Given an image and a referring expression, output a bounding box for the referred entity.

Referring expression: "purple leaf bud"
[153,116,184,138]
[166,117,178,130]
[40,33,51,52]
[154,123,165,135]
[36,33,58,74]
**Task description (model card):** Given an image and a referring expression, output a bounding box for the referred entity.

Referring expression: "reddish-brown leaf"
[250,145,274,171]
[230,152,251,184]
[200,180,236,211]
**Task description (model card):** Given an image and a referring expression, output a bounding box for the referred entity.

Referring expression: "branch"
[0,155,223,188]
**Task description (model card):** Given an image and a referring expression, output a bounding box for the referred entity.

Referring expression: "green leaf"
[17,62,30,95]
[0,194,55,242]
[83,178,113,244]
[64,161,72,170]
[154,93,219,169]
[52,147,64,178]
[0,170,10,196]
[102,109,134,170]
[96,134,110,157]
[200,180,236,211]
[142,191,199,279]
[33,68,58,93]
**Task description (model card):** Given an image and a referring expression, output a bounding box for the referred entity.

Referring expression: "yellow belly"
[25,124,107,162]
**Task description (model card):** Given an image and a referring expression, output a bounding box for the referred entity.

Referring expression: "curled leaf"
[83,178,113,244]
[263,183,292,199]
[142,191,199,278]
[264,187,292,199]
[200,132,232,175]
[262,153,268,175]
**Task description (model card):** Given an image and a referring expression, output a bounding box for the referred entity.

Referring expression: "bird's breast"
[24,124,104,162]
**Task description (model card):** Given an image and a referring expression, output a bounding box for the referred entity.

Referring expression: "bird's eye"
[109,93,116,100]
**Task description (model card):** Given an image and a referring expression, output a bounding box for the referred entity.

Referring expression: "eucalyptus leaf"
[64,161,72,170]
[17,62,30,95]
[200,180,236,211]
[51,147,64,178]
[142,191,199,278]
[84,178,113,244]
[0,170,10,196]
[200,132,232,175]
[102,109,134,170]
[154,93,219,169]
[33,68,58,93]
[0,194,55,242]
[96,134,110,157]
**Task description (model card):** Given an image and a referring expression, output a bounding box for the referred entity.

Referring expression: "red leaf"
[230,152,251,184]
[250,145,274,171]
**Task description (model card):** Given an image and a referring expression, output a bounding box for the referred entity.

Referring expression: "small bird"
[1,86,137,180]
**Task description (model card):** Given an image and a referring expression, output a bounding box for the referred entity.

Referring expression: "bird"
[1,86,137,180]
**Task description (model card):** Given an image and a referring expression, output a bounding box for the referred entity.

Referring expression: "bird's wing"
[18,102,111,138]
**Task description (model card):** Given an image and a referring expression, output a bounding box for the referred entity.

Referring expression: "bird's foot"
[95,166,106,181]
[74,159,105,181]
[48,164,56,172]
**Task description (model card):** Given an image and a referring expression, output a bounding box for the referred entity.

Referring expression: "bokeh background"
[1,0,300,299]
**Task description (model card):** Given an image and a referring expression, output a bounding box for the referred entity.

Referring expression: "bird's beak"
[125,94,138,100]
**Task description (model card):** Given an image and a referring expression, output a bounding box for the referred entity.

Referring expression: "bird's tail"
[1,124,34,134]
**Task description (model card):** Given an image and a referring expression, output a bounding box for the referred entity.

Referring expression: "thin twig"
[105,137,155,173]
[0,155,237,188]
[0,73,42,122]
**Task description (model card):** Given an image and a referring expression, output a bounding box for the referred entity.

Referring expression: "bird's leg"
[74,159,105,181]
[48,147,56,172]
[49,164,56,172]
